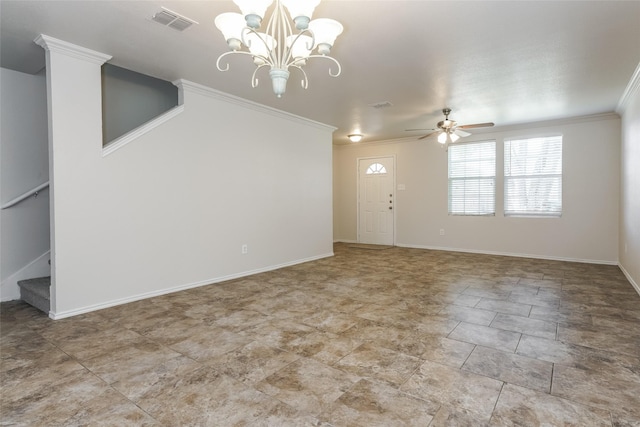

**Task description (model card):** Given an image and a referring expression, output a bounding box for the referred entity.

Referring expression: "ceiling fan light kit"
[215,0,343,98]
[438,130,459,144]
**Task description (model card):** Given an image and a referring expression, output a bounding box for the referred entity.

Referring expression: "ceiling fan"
[406,108,494,144]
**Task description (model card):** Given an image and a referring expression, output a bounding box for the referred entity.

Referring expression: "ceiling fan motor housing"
[438,119,457,130]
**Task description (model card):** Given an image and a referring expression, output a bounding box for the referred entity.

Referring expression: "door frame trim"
[356,155,397,245]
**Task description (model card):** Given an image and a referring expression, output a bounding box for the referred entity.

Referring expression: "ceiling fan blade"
[458,122,495,129]
[454,129,471,137]
[405,128,435,132]
[418,131,439,140]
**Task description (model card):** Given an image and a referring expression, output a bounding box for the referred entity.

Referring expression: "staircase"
[18,276,51,314]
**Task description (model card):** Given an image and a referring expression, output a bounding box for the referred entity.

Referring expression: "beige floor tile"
[335,342,423,386]
[528,304,594,326]
[476,298,532,316]
[490,383,612,426]
[109,355,201,402]
[490,313,557,340]
[400,360,503,418]
[212,309,270,332]
[552,364,640,419]
[137,367,282,425]
[322,379,437,426]
[168,326,253,362]
[1,357,91,404]
[205,340,300,385]
[448,322,521,352]
[80,338,183,385]
[516,334,640,373]
[462,345,553,393]
[299,310,360,334]
[238,317,317,348]
[2,367,128,426]
[438,304,498,326]
[340,318,415,352]
[418,336,476,368]
[2,243,639,426]
[256,358,360,416]
[557,323,640,357]
[283,329,362,362]
[249,403,332,427]
[429,405,492,427]
[462,286,512,300]
[508,292,560,308]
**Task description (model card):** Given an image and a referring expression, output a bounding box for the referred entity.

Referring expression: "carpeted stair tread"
[18,276,51,313]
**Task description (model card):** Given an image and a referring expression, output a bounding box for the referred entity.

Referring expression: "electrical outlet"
[241,244,248,254]
[439,229,445,236]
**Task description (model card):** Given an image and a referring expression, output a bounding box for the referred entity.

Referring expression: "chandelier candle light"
[215,0,343,97]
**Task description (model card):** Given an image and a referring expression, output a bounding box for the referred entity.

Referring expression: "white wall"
[0,68,50,301]
[334,114,620,264]
[619,71,640,293]
[39,37,334,318]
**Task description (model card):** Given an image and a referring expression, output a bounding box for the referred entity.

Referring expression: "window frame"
[503,135,563,218]
[447,139,497,216]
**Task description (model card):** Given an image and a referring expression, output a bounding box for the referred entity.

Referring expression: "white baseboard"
[1,251,51,302]
[618,263,640,297]
[49,252,334,320]
[394,243,619,266]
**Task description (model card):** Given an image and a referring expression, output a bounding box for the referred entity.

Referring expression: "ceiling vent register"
[152,7,198,32]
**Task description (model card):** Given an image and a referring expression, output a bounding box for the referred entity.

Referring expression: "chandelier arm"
[250,63,271,88]
[216,51,238,72]
[216,50,271,72]
[306,54,342,77]
[240,27,277,67]
[289,65,309,89]
[283,29,314,65]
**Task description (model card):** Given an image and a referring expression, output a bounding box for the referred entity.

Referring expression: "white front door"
[358,156,395,245]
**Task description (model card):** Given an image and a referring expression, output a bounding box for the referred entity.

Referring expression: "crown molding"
[34,34,112,65]
[617,61,640,114]
[173,79,336,133]
[334,112,621,148]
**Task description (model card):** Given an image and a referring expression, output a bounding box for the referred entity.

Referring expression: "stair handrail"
[1,181,50,210]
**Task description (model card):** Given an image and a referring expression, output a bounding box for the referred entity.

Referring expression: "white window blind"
[504,136,562,217]
[448,140,496,215]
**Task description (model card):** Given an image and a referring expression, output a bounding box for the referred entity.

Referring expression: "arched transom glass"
[366,163,387,175]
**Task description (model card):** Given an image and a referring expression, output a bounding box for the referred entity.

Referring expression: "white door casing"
[357,156,395,245]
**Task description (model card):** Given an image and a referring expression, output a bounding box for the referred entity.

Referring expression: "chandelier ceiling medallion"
[214,0,343,98]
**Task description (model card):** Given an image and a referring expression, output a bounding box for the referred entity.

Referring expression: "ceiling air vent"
[152,7,198,31]
[370,101,393,109]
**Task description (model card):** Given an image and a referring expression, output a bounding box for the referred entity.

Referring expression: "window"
[504,136,562,217]
[366,163,387,174]
[448,140,496,215]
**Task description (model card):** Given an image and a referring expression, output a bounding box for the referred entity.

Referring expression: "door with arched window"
[357,156,395,245]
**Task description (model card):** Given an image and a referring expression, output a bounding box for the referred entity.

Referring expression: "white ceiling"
[2,1,639,145]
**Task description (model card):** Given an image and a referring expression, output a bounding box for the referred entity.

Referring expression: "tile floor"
[2,243,640,426]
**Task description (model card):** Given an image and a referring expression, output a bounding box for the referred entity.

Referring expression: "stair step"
[18,276,51,314]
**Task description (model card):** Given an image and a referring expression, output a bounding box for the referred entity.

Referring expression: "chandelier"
[214,0,343,98]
